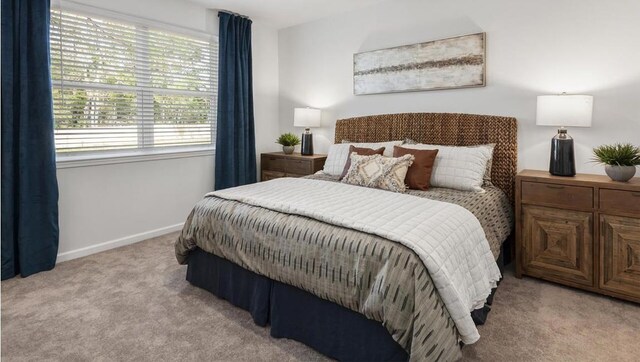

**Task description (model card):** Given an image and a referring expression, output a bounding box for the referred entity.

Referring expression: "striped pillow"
[401,143,494,192]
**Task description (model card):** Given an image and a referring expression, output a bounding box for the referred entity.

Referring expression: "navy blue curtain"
[1,0,59,280]
[214,12,256,190]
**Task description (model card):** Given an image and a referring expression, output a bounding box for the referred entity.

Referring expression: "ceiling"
[187,0,387,29]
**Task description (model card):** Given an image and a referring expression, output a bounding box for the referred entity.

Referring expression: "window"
[50,8,217,157]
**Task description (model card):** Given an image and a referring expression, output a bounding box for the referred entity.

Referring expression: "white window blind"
[50,8,217,155]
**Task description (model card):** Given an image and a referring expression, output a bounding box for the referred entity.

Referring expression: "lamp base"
[301,132,314,156]
[549,128,576,177]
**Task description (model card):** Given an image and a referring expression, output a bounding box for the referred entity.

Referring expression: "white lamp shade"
[536,95,593,127]
[293,107,322,128]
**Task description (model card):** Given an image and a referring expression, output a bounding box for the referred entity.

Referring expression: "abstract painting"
[353,33,485,95]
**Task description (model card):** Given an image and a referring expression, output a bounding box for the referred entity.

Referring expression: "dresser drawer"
[600,214,640,297]
[521,205,594,287]
[262,156,287,172]
[261,153,327,183]
[285,159,311,174]
[521,181,593,209]
[262,170,285,181]
[600,189,640,214]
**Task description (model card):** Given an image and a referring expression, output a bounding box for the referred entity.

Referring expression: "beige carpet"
[2,232,639,361]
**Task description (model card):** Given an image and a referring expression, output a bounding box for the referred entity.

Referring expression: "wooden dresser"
[515,169,640,303]
[261,152,327,181]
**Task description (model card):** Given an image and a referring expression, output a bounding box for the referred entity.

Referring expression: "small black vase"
[549,128,575,176]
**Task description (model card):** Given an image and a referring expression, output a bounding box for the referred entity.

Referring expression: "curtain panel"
[214,12,257,190]
[1,0,60,279]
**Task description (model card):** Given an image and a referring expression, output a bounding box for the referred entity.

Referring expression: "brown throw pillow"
[339,145,385,179]
[393,146,438,191]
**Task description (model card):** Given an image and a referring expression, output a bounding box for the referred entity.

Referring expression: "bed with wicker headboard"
[335,112,518,203]
[177,112,517,362]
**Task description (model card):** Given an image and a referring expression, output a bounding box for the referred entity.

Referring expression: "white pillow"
[401,143,495,192]
[323,141,402,176]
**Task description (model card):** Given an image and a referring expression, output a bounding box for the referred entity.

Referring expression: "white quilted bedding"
[209,177,502,344]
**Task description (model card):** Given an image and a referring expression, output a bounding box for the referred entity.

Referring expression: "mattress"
[175,176,513,361]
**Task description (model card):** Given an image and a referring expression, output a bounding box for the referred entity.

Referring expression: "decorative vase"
[549,129,576,176]
[604,165,636,182]
[282,145,295,154]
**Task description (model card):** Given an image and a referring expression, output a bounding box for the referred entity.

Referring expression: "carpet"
[2,232,639,361]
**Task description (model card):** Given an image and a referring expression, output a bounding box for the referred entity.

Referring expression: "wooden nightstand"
[261,152,327,181]
[515,169,640,303]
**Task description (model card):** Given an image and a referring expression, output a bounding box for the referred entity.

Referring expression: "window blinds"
[50,8,217,154]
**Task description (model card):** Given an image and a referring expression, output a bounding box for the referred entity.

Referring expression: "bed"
[175,113,517,362]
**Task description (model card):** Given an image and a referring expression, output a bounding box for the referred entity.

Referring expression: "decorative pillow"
[402,140,494,184]
[341,153,414,193]
[393,146,439,191]
[401,143,495,192]
[339,145,385,180]
[323,141,402,176]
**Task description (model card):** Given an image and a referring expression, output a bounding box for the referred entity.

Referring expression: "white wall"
[57,0,279,261]
[56,156,214,260]
[278,0,640,174]
[252,21,282,163]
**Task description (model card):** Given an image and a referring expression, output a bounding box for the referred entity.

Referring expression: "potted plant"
[592,143,640,182]
[276,133,300,154]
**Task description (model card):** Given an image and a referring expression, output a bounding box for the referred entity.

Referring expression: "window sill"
[56,147,215,169]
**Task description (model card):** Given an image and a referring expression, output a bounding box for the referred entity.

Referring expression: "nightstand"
[260,152,327,181]
[515,169,640,303]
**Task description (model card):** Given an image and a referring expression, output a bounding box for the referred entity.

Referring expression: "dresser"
[515,169,640,303]
[261,152,327,181]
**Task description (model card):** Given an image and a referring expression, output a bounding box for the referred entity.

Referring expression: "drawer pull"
[545,185,565,190]
[632,192,640,197]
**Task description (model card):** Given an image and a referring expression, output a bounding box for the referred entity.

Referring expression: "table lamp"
[294,107,322,155]
[536,94,593,176]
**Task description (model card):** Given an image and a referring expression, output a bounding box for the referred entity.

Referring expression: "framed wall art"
[353,33,486,95]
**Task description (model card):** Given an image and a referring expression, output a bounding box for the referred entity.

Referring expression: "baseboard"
[56,223,184,263]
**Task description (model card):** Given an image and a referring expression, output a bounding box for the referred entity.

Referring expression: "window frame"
[51,2,218,168]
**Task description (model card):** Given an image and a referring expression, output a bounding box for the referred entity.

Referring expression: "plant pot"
[604,165,637,182]
[282,146,295,154]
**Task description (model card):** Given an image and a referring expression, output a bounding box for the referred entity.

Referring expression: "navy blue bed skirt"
[186,248,499,361]
[186,248,409,361]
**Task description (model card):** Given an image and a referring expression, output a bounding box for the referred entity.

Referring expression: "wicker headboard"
[335,113,518,203]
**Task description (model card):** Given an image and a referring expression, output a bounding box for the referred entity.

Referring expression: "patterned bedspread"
[175,175,513,362]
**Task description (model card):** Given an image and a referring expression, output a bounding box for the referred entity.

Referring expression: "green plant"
[276,133,300,146]
[592,143,640,166]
